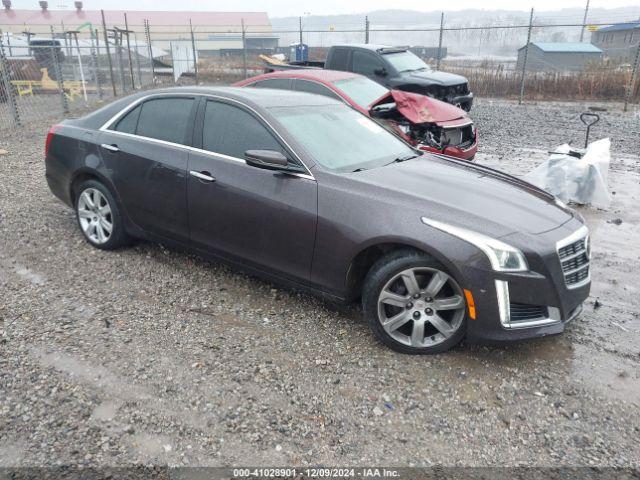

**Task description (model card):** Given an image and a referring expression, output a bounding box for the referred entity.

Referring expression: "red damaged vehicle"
[234,69,478,160]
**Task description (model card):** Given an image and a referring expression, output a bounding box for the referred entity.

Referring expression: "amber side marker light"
[463,289,476,320]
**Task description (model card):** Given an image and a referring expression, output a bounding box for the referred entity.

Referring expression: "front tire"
[74,179,130,250]
[362,249,467,354]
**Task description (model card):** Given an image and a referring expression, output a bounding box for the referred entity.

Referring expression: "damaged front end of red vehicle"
[369,90,478,161]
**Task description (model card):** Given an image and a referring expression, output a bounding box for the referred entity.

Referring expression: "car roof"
[333,44,398,51]
[254,69,362,83]
[77,86,342,130]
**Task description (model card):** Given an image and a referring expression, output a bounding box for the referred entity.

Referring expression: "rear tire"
[74,179,130,250]
[362,249,467,354]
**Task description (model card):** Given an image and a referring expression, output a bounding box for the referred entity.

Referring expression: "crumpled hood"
[403,70,468,87]
[369,90,468,124]
[351,156,574,237]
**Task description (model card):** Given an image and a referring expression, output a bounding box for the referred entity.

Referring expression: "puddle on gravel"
[91,401,119,421]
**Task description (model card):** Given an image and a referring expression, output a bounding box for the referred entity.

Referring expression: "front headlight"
[421,217,529,272]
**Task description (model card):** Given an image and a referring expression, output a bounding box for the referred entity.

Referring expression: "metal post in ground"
[133,33,143,88]
[241,19,247,80]
[144,20,155,83]
[365,16,369,44]
[5,31,12,57]
[0,29,21,126]
[92,29,103,99]
[101,10,117,96]
[189,19,198,85]
[623,41,640,112]
[518,8,534,106]
[436,12,444,70]
[50,26,69,114]
[579,0,590,43]
[114,30,127,92]
[124,13,135,89]
[70,31,88,101]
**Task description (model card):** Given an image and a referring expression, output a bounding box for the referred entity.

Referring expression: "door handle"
[101,143,120,153]
[190,170,216,182]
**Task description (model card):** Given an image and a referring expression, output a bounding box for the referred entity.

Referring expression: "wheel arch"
[344,237,462,302]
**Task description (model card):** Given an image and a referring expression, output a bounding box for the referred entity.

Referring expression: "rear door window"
[251,78,293,90]
[352,51,384,77]
[329,48,349,70]
[202,101,286,160]
[134,97,195,145]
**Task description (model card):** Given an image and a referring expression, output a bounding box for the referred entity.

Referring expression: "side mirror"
[244,149,289,170]
[374,67,387,77]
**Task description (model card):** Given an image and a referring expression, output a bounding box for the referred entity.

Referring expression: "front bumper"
[418,137,477,161]
[460,224,590,344]
[448,92,473,111]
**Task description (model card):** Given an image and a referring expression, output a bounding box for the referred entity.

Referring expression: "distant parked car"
[235,69,477,160]
[45,87,590,354]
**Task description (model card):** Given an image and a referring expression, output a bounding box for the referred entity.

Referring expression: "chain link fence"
[1,11,639,131]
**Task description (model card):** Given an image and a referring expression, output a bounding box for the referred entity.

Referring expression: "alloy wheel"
[377,267,466,348]
[77,188,113,245]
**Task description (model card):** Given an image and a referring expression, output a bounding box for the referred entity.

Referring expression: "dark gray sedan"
[45,87,590,354]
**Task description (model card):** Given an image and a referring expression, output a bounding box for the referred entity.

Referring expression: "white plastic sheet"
[524,138,611,209]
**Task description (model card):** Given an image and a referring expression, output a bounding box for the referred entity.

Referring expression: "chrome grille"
[557,227,590,288]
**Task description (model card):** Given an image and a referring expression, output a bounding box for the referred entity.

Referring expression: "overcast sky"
[7,0,640,17]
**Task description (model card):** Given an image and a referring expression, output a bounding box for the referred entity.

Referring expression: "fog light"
[495,280,510,327]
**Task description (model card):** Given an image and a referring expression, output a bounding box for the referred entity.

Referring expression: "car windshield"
[269,105,418,173]
[333,77,390,109]
[384,51,431,73]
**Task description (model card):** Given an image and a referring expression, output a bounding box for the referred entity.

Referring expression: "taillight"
[45,124,61,156]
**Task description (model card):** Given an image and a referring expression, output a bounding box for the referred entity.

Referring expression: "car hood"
[369,90,468,124]
[349,156,574,237]
[402,70,468,87]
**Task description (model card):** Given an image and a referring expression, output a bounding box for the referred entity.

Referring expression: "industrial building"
[0,1,278,55]
[516,42,603,72]
[591,21,640,63]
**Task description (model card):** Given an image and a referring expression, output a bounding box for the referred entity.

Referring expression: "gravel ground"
[1,98,639,468]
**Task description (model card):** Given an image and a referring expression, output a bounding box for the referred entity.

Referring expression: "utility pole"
[518,8,534,105]
[579,0,590,43]
[436,12,444,70]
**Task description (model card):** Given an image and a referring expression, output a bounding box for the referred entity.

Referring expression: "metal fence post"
[241,19,248,80]
[101,10,117,96]
[0,30,21,127]
[50,26,69,114]
[624,41,640,112]
[92,29,103,99]
[518,8,534,106]
[115,31,127,92]
[365,16,369,44]
[299,17,303,45]
[133,33,143,88]
[190,19,198,85]
[144,19,155,83]
[436,12,444,70]
[124,13,135,89]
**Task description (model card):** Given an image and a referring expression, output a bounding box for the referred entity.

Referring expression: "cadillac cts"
[45,87,591,354]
